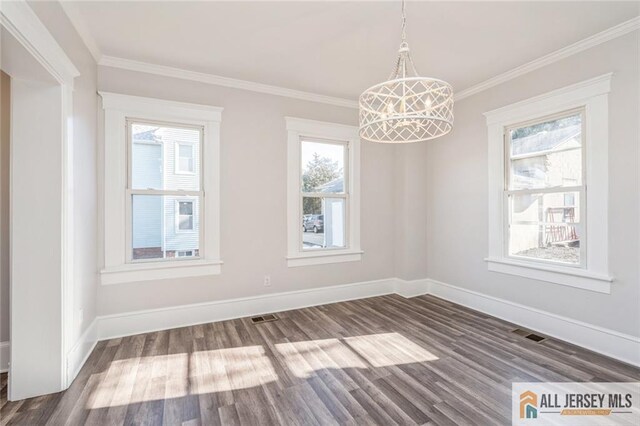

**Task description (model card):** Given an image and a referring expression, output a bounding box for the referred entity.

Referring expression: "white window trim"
[175,199,196,233]
[286,117,362,267]
[175,141,196,175]
[99,92,223,284]
[484,73,613,294]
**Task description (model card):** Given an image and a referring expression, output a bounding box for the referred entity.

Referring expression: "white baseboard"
[91,276,639,368]
[97,278,399,340]
[427,278,640,367]
[66,319,98,386]
[0,341,9,373]
[394,278,430,298]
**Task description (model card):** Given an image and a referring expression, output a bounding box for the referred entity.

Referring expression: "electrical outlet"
[263,275,271,287]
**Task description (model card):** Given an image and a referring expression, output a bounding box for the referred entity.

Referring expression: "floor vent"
[525,333,547,343]
[251,314,278,324]
[512,328,547,343]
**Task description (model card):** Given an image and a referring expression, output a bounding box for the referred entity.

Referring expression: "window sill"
[100,259,222,285]
[287,250,363,267]
[485,257,612,294]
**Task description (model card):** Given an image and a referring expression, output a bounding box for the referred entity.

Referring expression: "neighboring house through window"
[100,92,222,284]
[129,120,201,260]
[286,117,362,267]
[484,74,613,293]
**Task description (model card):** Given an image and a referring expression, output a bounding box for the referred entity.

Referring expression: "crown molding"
[455,16,640,101]
[59,0,102,63]
[66,0,636,108]
[99,55,359,109]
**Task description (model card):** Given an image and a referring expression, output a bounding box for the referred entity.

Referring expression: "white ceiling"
[67,1,639,99]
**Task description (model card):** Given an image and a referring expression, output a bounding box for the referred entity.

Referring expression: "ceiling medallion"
[359,0,454,143]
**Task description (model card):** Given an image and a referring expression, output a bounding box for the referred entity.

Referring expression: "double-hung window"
[176,200,195,232]
[301,139,348,250]
[286,118,361,267]
[128,120,202,261]
[100,92,222,284]
[485,74,613,293]
[176,142,195,174]
[505,109,585,266]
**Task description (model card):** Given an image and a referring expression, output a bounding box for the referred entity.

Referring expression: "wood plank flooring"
[1,294,639,425]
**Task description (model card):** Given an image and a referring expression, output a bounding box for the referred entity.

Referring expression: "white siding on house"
[132,195,163,250]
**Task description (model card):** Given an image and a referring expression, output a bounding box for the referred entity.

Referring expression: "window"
[301,139,347,250]
[100,92,222,284]
[176,200,195,232]
[286,117,361,267]
[129,120,201,261]
[505,109,584,266]
[176,142,195,174]
[484,74,612,293]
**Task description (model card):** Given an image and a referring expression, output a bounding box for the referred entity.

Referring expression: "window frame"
[484,74,613,294]
[503,107,587,269]
[286,117,362,267]
[175,141,196,175]
[100,92,223,285]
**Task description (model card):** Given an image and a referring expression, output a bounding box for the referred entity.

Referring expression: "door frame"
[1,0,78,400]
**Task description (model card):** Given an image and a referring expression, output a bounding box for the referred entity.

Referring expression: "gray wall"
[24,1,637,345]
[28,1,99,347]
[0,71,9,343]
[425,32,640,337]
[97,66,398,316]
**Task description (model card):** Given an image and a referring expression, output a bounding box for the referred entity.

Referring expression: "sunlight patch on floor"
[275,338,368,378]
[343,333,439,367]
[275,333,438,378]
[86,346,278,409]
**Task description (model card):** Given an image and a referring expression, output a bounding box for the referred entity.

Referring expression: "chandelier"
[359,0,454,143]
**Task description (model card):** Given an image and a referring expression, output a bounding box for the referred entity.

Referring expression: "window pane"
[301,140,345,193]
[132,195,200,260]
[509,113,582,190]
[131,122,200,191]
[302,196,346,250]
[178,144,195,173]
[510,192,580,224]
[509,224,580,265]
[509,191,580,264]
[179,144,193,158]
[179,201,193,215]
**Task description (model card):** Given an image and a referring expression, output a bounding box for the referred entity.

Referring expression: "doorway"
[1,2,78,400]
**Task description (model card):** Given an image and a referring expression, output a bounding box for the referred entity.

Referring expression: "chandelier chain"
[401,0,407,42]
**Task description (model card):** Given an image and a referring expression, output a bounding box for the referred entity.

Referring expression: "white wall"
[96,66,397,316]
[394,144,430,281]
[28,1,99,352]
[11,78,66,398]
[426,32,640,337]
[0,71,9,344]
[24,2,637,361]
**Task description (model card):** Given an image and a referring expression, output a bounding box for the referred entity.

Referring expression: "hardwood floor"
[1,294,639,425]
